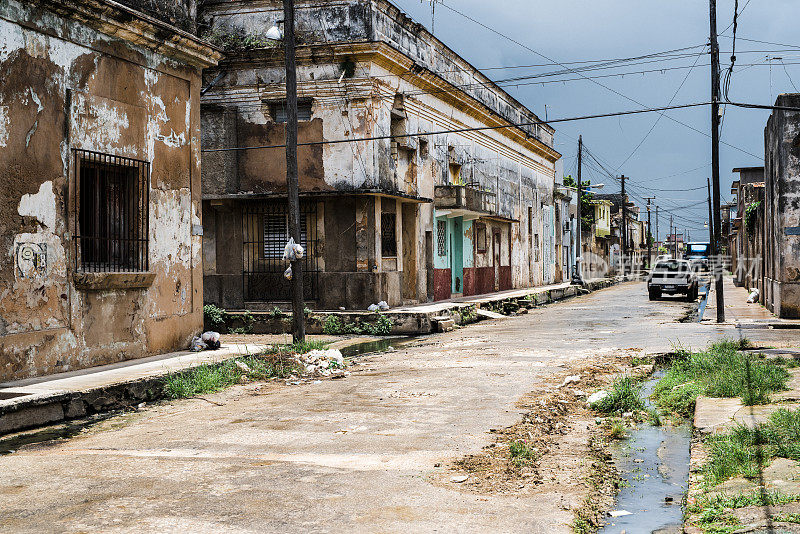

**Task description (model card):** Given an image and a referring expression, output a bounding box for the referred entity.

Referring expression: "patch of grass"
[572,518,593,534]
[608,420,626,440]
[647,408,662,427]
[702,408,800,485]
[688,490,800,533]
[630,355,651,367]
[163,355,303,399]
[591,376,645,415]
[264,339,329,355]
[775,512,800,523]
[508,439,537,467]
[653,340,789,418]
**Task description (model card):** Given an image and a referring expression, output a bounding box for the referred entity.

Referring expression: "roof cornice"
[32,0,222,68]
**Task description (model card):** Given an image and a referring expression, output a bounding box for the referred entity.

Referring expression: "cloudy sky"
[392,0,800,239]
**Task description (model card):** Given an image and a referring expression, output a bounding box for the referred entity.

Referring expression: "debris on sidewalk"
[283,349,350,384]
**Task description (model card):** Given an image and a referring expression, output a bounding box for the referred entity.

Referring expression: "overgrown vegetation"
[591,376,646,415]
[321,314,394,335]
[702,408,800,486]
[652,340,789,418]
[229,310,255,334]
[563,174,596,232]
[264,339,329,355]
[745,200,762,234]
[687,490,800,533]
[163,355,303,399]
[203,304,227,327]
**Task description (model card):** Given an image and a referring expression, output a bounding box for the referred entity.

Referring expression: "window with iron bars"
[73,149,149,272]
[437,220,447,256]
[381,213,397,257]
[263,213,307,258]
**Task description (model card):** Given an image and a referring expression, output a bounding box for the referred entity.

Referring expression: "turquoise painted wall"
[434,214,450,270]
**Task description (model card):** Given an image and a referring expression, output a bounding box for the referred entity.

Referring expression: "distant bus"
[685,242,711,271]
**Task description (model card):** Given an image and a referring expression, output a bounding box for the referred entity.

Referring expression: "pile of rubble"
[282,349,350,385]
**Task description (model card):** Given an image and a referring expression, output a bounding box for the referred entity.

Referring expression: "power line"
[433,0,763,160]
[202,100,713,153]
[617,45,708,168]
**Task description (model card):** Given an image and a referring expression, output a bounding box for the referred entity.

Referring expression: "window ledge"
[73,272,156,291]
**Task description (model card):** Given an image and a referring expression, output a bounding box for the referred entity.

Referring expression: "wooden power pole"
[284,0,306,342]
[573,135,583,283]
[709,0,726,322]
[620,174,627,275]
[644,197,655,268]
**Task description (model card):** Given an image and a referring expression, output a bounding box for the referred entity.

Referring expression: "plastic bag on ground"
[201,331,221,350]
[190,336,206,352]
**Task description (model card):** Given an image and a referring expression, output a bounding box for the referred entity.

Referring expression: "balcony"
[434,183,497,217]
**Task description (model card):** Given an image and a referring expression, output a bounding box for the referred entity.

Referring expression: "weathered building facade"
[0,0,219,381]
[763,94,800,318]
[200,0,560,310]
[730,167,764,291]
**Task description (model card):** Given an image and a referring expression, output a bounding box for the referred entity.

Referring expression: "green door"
[451,217,464,294]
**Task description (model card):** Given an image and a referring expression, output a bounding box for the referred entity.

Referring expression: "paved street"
[1,282,795,533]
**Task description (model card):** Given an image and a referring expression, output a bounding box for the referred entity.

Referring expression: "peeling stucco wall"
[764,94,800,318]
[0,0,217,381]
[200,0,560,306]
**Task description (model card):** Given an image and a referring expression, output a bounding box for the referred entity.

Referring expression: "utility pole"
[707,177,714,245]
[620,174,627,275]
[669,215,674,257]
[644,197,655,269]
[655,205,659,249]
[573,135,583,284]
[709,0,725,322]
[284,0,305,342]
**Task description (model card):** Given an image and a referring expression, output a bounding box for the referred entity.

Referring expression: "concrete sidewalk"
[702,275,800,328]
[0,343,269,434]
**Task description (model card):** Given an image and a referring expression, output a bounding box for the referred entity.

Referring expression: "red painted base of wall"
[435,266,511,301]
[500,266,512,291]
[433,268,451,301]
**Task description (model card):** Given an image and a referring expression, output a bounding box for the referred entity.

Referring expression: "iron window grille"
[436,220,447,256]
[73,149,149,273]
[243,201,319,302]
[270,99,313,123]
[381,213,397,257]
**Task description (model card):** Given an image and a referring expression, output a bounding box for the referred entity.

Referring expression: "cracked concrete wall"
[764,94,800,318]
[0,0,215,381]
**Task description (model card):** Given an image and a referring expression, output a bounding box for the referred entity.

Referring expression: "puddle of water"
[600,371,691,534]
[339,336,420,358]
[0,412,116,455]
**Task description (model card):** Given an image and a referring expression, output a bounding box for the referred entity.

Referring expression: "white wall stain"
[18,180,57,230]
[0,106,8,147]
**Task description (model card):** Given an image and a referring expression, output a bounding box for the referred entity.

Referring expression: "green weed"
[508,439,537,467]
[653,340,789,417]
[162,355,302,399]
[608,420,627,440]
[591,376,645,415]
[688,490,800,532]
[703,408,800,485]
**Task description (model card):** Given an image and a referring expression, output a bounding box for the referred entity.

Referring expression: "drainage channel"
[338,336,422,358]
[600,370,691,534]
[0,412,118,455]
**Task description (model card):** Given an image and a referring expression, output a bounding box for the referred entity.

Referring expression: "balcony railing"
[434,183,496,215]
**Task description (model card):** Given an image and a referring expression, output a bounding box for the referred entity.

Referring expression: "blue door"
[450,217,463,294]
